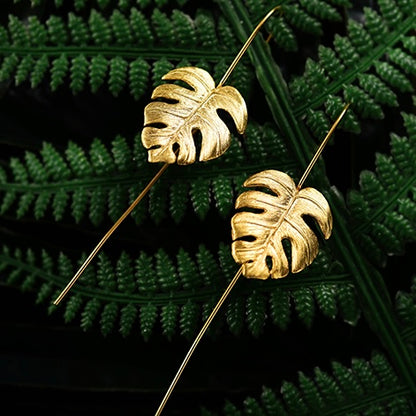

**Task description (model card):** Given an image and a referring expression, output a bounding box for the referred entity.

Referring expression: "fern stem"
[0,46,233,61]
[330,214,416,396]
[0,160,298,194]
[0,246,351,305]
[294,14,416,116]
[70,271,351,305]
[219,0,416,399]
[322,386,410,416]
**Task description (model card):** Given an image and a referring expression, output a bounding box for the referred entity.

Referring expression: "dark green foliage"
[15,55,34,86]
[80,297,102,331]
[68,12,89,45]
[0,54,18,82]
[0,243,358,338]
[100,301,119,336]
[190,177,211,219]
[108,56,128,96]
[161,301,179,339]
[64,293,84,323]
[289,4,415,140]
[47,15,68,45]
[0,2,358,97]
[180,299,200,339]
[140,302,158,340]
[246,290,267,337]
[97,252,116,291]
[117,251,135,294]
[348,112,416,265]
[269,287,291,330]
[50,53,69,91]
[212,175,234,217]
[70,55,89,93]
[30,54,49,88]
[205,352,413,416]
[395,275,416,342]
[0,8,249,98]
[129,57,150,100]
[0,122,291,224]
[292,287,315,329]
[1,0,416,414]
[119,303,138,337]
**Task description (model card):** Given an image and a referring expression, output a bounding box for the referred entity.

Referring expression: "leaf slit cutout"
[52,5,281,306]
[154,102,350,416]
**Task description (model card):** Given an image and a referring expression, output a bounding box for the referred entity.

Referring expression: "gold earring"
[52,5,282,306]
[154,103,350,416]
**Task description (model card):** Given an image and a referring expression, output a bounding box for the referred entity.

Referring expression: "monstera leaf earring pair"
[49,4,349,415]
[53,6,282,306]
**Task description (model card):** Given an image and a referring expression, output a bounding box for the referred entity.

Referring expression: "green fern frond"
[47,15,69,46]
[396,275,416,343]
[0,241,358,338]
[289,3,415,139]
[0,1,355,97]
[1,0,416,413]
[12,0,190,12]
[12,0,351,48]
[15,55,34,86]
[348,112,416,266]
[50,53,69,91]
[0,122,293,224]
[7,15,30,47]
[202,351,413,416]
[0,8,245,98]
[238,0,351,52]
[0,53,18,82]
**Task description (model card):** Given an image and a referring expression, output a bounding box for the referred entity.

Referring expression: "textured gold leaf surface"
[141,67,247,165]
[231,170,332,279]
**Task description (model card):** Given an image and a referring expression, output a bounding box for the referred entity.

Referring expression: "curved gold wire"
[297,102,350,190]
[217,5,282,87]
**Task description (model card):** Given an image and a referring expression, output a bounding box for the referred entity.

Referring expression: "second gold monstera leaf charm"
[231,169,333,279]
[142,66,248,165]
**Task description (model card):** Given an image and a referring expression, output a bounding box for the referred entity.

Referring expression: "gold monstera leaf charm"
[231,170,333,279]
[142,67,248,165]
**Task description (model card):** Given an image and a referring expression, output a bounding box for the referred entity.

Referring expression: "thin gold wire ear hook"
[297,102,350,190]
[52,5,282,306]
[154,103,350,416]
[217,5,281,87]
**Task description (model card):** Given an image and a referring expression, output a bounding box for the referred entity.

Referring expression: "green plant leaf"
[1,1,416,414]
